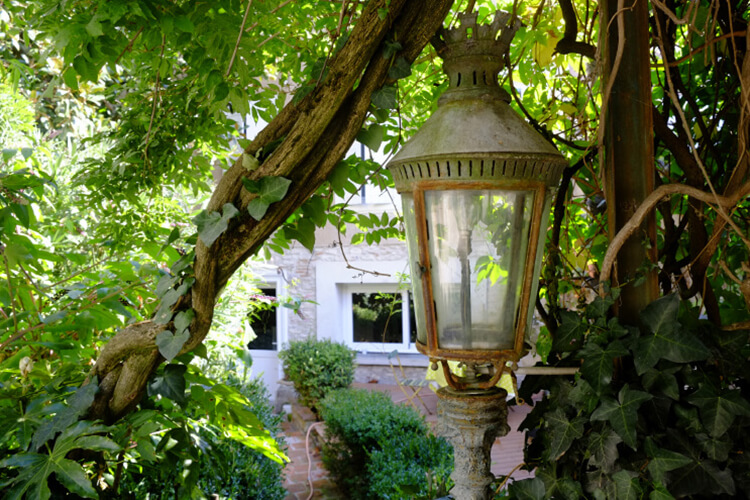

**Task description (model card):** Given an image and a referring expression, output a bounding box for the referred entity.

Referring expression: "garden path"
[280,383,534,500]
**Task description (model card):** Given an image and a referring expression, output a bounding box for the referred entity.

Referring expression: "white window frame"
[247,274,288,352]
[341,282,417,354]
[316,261,417,354]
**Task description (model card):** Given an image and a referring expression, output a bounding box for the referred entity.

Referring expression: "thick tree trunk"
[600,0,659,321]
[88,0,455,423]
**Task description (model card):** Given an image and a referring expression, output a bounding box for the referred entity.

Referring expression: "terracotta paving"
[280,383,534,499]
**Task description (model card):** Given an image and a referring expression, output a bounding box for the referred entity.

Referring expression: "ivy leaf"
[156,330,190,362]
[357,124,384,151]
[580,340,629,394]
[258,176,292,203]
[153,279,194,325]
[587,427,622,473]
[246,176,292,221]
[193,203,239,247]
[242,153,259,172]
[696,433,732,461]
[633,294,707,374]
[174,309,194,333]
[584,295,614,321]
[301,196,327,227]
[649,482,675,500]
[612,470,642,500]
[507,477,546,499]
[156,274,179,298]
[148,364,187,404]
[543,408,585,460]
[247,198,270,221]
[371,85,398,109]
[591,385,652,449]
[642,368,680,400]
[242,178,260,193]
[645,438,692,484]
[388,57,412,80]
[553,310,586,352]
[382,40,402,59]
[686,384,750,437]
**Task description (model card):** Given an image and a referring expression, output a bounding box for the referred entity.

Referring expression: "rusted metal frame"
[411,178,547,386]
[514,182,548,355]
[439,359,507,391]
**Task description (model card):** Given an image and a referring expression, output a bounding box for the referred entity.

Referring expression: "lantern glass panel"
[424,189,535,350]
[402,194,428,345]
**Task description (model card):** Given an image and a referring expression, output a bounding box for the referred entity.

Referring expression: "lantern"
[387,12,566,390]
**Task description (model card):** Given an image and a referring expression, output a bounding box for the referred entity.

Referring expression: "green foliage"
[516,294,750,498]
[278,338,356,411]
[120,375,286,500]
[1,420,119,499]
[318,388,452,499]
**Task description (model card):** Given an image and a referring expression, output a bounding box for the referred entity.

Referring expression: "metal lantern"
[387,12,566,391]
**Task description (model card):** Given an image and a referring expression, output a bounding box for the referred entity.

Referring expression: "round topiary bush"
[278,338,356,412]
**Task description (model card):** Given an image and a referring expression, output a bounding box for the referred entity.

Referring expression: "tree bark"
[88,0,455,423]
[600,0,659,321]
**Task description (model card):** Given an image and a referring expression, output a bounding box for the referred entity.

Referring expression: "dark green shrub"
[278,338,356,411]
[319,388,453,499]
[368,432,454,499]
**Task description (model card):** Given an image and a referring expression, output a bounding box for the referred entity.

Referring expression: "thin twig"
[226,0,253,77]
[144,34,166,166]
[115,27,144,65]
[495,462,526,493]
[653,19,747,246]
[0,323,46,351]
[650,0,694,25]
[599,182,750,293]
[42,257,107,290]
[664,30,747,67]
[2,253,18,335]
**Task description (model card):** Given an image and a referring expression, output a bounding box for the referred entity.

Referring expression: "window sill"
[355,352,430,367]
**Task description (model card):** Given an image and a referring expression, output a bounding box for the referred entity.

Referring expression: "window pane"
[407,292,417,345]
[352,292,403,344]
[247,288,277,350]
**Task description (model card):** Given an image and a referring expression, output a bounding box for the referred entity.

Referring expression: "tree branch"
[556,0,596,59]
[599,182,750,293]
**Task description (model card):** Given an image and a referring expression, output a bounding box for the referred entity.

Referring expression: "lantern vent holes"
[392,158,562,184]
[452,71,490,89]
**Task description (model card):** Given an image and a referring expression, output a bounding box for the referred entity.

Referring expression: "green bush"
[278,338,356,411]
[368,433,454,499]
[318,388,453,499]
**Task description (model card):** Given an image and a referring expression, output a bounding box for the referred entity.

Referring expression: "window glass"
[246,287,277,350]
[349,290,416,350]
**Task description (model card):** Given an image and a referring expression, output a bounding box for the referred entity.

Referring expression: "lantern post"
[386,12,567,499]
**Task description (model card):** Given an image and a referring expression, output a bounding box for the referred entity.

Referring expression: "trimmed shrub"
[278,338,356,411]
[368,433,454,499]
[319,388,453,499]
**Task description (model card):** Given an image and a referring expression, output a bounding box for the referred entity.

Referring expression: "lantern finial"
[433,11,521,99]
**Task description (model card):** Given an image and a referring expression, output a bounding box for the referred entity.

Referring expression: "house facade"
[245,193,432,404]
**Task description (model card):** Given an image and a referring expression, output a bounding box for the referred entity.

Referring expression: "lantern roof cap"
[387,11,567,190]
